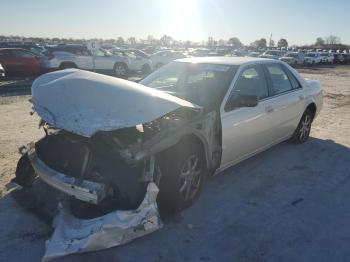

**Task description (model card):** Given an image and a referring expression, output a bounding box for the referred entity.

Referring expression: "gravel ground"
[0,66,349,262]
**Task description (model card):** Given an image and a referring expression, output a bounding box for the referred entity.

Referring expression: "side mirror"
[226,94,258,111]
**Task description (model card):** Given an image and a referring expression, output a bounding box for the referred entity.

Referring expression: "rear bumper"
[27,142,107,204]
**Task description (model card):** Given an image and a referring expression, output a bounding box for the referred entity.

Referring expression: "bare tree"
[325,35,341,45]
[207,36,214,47]
[269,39,275,47]
[127,37,136,45]
[116,37,125,45]
[160,35,172,47]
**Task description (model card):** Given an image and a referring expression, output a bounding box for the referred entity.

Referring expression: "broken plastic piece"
[43,182,162,261]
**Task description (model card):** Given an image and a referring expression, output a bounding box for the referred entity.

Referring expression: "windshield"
[286,53,298,58]
[140,62,237,108]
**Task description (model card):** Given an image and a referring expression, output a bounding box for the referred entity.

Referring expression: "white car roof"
[176,56,275,66]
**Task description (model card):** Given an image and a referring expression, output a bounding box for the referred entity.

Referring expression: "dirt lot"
[0,66,349,261]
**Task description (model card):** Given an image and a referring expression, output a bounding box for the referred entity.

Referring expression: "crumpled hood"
[32,69,200,137]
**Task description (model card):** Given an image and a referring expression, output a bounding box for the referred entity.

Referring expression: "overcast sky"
[1,0,349,45]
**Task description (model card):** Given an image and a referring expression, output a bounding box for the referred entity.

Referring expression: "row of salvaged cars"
[258,49,350,65]
[1,42,350,78]
[0,43,186,77]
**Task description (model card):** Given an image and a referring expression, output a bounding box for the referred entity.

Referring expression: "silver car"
[41,44,129,77]
[280,52,306,65]
[14,57,322,258]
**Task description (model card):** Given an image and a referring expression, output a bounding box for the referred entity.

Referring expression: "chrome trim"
[27,142,107,204]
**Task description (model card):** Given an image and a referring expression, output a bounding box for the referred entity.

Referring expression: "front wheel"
[113,63,128,78]
[157,142,206,212]
[290,109,313,144]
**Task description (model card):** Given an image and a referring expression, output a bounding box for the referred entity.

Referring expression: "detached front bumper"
[27,142,107,204]
[43,182,162,261]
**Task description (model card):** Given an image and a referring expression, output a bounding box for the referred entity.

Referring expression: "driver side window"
[231,65,269,100]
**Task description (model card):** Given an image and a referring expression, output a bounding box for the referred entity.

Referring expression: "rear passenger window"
[266,64,293,95]
[232,65,269,100]
[284,68,301,89]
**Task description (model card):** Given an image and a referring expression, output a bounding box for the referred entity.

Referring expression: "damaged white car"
[13,57,322,260]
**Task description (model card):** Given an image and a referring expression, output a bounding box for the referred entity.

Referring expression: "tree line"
[0,34,347,49]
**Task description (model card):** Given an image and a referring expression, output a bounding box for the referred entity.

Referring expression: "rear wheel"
[141,64,151,75]
[157,142,206,212]
[290,109,313,144]
[113,63,128,78]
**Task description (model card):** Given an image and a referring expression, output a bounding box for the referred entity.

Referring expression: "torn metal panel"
[43,182,162,261]
[31,69,200,137]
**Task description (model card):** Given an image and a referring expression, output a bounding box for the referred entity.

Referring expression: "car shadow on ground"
[53,137,350,262]
[1,137,349,262]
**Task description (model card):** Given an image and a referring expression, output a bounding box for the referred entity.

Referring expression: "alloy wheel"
[299,114,311,142]
[179,154,202,201]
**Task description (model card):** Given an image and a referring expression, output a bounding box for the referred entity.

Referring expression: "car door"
[0,50,15,74]
[261,63,305,141]
[93,49,114,71]
[73,48,93,69]
[13,50,40,75]
[220,64,277,169]
[125,51,140,71]
[17,50,40,74]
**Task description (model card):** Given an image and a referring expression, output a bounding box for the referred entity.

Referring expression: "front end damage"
[16,129,164,261]
[13,69,221,260]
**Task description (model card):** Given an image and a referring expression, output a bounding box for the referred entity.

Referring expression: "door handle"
[265,105,274,113]
[299,94,305,101]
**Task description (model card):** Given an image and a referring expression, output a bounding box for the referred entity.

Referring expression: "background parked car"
[305,52,322,65]
[279,52,305,65]
[320,52,334,64]
[150,50,186,68]
[110,48,152,74]
[246,51,261,57]
[0,42,45,57]
[343,53,350,64]
[259,50,285,60]
[333,53,345,64]
[0,48,40,76]
[41,44,129,78]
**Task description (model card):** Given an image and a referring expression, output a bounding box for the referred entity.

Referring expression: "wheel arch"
[305,102,317,121]
[176,133,210,170]
[59,61,77,69]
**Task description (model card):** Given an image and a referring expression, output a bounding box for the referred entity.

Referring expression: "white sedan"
[14,57,322,258]
[110,48,153,74]
[305,52,322,65]
[150,50,186,69]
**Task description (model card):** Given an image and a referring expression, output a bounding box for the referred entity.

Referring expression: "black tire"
[157,141,206,212]
[113,63,128,78]
[290,109,313,144]
[141,64,151,75]
[59,62,77,70]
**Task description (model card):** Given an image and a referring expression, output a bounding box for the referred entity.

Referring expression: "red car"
[0,48,40,76]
